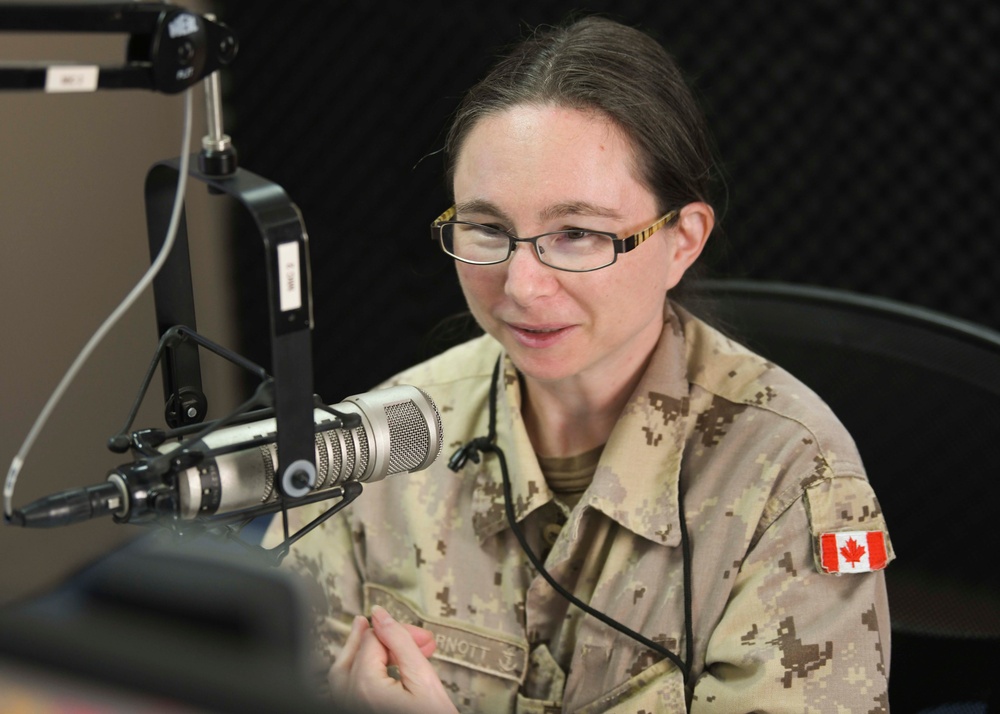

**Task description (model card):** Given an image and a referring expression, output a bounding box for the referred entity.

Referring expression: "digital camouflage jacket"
[266,302,894,713]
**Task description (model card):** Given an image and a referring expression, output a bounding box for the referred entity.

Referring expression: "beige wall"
[0,16,240,605]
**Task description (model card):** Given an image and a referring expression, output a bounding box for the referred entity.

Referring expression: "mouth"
[505,322,574,347]
[517,326,563,333]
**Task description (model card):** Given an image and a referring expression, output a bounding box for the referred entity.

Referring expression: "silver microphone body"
[161,385,442,519]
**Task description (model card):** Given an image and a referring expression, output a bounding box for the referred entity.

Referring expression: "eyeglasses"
[430,206,679,273]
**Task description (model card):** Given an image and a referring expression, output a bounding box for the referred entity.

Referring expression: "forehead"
[453,104,652,218]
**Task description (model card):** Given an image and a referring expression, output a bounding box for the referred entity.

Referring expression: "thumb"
[404,623,438,658]
[370,606,440,690]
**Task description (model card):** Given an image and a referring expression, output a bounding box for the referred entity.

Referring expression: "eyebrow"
[454,199,510,223]
[541,201,622,222]
[454,199,623,225]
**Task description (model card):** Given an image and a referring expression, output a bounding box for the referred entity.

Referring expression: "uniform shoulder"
[678,306,865,477]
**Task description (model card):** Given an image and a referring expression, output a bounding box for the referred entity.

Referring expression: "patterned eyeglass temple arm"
[616,209,678,254]
[431,205,458,230]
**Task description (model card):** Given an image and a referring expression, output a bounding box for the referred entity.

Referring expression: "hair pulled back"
[444,16,718,216]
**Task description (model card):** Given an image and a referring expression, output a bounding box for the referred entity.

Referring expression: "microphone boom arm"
[1,5,354,549]
[0,3,238,94]
[145,159,317,500]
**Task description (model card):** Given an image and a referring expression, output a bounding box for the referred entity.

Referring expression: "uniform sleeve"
[690,475,892,713]
[261,503,368,674]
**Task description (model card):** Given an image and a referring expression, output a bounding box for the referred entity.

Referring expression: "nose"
[504,242,559,306]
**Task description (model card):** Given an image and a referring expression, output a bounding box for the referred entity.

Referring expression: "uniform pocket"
[574,655,686,713]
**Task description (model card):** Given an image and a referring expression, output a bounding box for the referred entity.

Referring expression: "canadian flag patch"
[819,531,888,574]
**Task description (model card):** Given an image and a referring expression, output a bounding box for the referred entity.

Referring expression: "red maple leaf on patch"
[840,537,866,567]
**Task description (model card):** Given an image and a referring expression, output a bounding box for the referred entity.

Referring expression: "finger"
[332,614,370,672]
[403,624,438,658]
[352,626,395,673]
[370,606,441,692]
[370,608,458,712]
[328,615,372,698]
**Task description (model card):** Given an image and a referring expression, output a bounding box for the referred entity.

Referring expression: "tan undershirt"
[537,444,604,511]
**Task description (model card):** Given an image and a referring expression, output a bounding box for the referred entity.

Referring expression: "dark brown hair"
[443,15,720,217]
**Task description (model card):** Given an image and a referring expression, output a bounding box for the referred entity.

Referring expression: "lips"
[506,322,574,349]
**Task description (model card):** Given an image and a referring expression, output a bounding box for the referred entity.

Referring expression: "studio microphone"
[9,385,443,528]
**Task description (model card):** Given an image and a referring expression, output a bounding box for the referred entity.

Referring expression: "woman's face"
[452,104,691,388]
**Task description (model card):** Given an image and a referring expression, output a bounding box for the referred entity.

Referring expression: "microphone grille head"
[385,388,442,472]
[333,385,445,482]
[355,426,371,474]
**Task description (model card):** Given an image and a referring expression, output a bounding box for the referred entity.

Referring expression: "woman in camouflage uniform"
[269,15,894,713]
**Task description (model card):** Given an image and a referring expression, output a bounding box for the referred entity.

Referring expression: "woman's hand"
[329,605,459,714]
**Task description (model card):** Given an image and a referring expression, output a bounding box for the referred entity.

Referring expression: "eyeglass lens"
[442,223,616,271]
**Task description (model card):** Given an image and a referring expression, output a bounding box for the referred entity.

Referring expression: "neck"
[521,342,657,458]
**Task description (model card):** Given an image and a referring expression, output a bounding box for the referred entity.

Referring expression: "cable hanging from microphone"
[448,355,695,685]
[3,87,195,523]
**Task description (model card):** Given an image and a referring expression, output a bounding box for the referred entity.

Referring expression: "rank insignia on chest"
[818,530,889,574]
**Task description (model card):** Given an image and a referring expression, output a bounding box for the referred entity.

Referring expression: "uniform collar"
[470,301,692,547]
[584,302,691,546]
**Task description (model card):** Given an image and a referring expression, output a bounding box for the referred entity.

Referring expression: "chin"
[506,351,579,384]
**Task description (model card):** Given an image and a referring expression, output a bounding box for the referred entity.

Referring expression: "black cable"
[678,483,695,679]
[450,356,694,684]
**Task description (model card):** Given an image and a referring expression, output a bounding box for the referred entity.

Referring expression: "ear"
[664,201,715,289]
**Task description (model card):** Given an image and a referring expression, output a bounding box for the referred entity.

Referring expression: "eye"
[455,222,510,244]
[541,230,611,261]
[551,229,604,245]
[465,223,510,240]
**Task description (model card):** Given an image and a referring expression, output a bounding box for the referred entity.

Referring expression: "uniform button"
[542,523,562,546]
